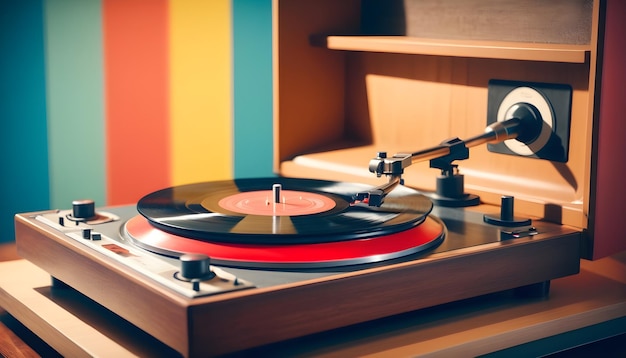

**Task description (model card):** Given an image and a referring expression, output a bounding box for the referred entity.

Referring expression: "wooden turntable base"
[1,253,625,357]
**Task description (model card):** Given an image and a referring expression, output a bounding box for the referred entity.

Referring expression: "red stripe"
[103,0,170,205]
[593,0,626,258]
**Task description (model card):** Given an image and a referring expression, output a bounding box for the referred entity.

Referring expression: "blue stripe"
[232,0,275,178]
[45,0,106,209]
[0,0,50,242]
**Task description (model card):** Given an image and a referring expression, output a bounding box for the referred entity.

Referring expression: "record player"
[12,0,623,356]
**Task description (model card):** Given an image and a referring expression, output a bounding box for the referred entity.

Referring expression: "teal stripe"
[0,0,49,243]
[45,0,106,209]
[232,0,275,178]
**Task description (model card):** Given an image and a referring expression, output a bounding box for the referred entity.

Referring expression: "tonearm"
[353,103,543,207]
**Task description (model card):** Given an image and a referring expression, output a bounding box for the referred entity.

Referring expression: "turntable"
[10,0,624,356]
[14,115,582,356]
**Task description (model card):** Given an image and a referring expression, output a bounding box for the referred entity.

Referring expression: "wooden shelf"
[320,36,590,63]
[1,251,625,356]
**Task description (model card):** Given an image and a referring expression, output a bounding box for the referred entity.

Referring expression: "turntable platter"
[126,178,444,268]
[123,214,445,269]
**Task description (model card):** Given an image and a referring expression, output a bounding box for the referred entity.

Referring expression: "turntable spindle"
[273,183,282,204]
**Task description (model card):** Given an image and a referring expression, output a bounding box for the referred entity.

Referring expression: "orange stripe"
[103,0,170,205]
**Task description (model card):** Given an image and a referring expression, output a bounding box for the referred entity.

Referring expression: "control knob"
[483,195,531,227]
[177,253,216,291]
[71,199,97,220]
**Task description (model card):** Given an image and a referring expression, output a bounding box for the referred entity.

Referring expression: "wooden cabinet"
[273,0,624,258]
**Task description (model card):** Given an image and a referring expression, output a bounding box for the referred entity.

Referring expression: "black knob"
[72,199,96,219]
[179,253,213,280]
[178,253,216,292]
[483,196,531,227]
[500,195,515,221]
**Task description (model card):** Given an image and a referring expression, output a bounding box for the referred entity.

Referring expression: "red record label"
[218,190,336,216]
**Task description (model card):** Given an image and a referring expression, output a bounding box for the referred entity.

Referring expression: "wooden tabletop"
[0,243,51,357]
[1,241,625,357]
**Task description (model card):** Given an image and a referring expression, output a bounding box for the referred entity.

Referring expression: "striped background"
[0,0,274,243]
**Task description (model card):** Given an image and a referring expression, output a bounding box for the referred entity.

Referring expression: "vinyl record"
[137,177,432,244]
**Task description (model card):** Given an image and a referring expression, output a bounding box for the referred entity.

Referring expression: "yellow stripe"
[170,0,232,185]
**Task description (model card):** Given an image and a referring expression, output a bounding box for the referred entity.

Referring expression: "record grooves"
[136,178,434,245]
